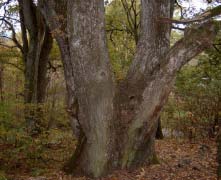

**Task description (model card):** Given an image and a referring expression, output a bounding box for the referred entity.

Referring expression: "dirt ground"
[11,139,217,180]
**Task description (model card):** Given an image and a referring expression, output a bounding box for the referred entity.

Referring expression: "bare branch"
[0,18,24,53]
[213,43,221,53]
[175,0,184,19]
[0,15,20,23]
[0,59,23,71]
[172,26,185,31]
[0,42,17,49]
[48,61,62,72]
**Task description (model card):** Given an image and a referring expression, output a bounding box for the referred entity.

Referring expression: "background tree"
[18,0,53,133]
[0,0,53,133]
[106,0,138,80]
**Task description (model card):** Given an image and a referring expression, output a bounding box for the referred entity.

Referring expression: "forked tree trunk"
[114,0,174,168]
[40,0,220,178]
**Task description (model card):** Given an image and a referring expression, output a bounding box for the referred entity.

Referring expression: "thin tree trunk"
[217,96,221,179]
[47,85,57,130]
[0,64,4,102]
[156,117,164,139]
[38,0,86,138]
[37,26,53,103]
[218,125,221,180]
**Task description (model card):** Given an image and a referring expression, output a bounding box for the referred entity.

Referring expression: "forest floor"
[2,137,217,180]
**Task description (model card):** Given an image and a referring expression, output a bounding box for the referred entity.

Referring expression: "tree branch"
[120,0,140,43]
[1,18,24,53]
[175,0,184,19]
[0,59,23,71]
[161,5,221,24]
[0,42,17,49]
[165,21,220,74]
[172,25,185,31]
[0,15,20,23]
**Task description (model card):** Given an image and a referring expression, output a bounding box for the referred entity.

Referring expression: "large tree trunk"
[66,1,115,176]
[40,0,220,177]
[40,0,115,176]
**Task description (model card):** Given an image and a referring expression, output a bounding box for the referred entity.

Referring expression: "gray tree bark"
[38,0,80,137]
[39,0,220,177]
